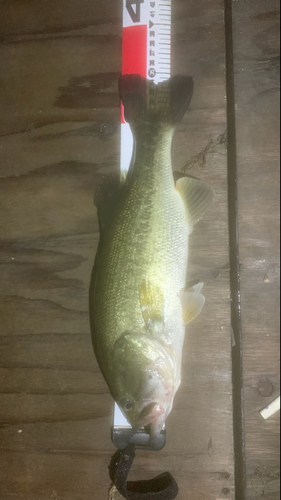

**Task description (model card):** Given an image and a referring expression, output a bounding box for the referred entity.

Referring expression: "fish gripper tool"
[109,444,179,499]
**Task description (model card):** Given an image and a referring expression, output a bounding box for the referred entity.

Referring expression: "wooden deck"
[0,1,279,499]
[232,1,280,499]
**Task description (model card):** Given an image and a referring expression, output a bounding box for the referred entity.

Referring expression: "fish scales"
[89,75,214,434]
[96,126,187,349]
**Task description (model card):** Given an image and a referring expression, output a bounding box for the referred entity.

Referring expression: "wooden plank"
[232,1,280,498]
[0,0,121,38]
[0,1,234,499]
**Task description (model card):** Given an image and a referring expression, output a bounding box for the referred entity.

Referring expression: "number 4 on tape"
[126,0,144,23]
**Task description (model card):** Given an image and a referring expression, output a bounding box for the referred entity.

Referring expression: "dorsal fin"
[94,174,124,232]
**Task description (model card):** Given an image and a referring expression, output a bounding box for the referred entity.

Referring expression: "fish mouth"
[136,402,165,428]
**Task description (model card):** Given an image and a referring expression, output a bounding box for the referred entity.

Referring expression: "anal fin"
[94,173,125,232]
[176,177,214,229]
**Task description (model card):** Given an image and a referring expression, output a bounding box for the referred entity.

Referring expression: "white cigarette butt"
[260,396,280,420]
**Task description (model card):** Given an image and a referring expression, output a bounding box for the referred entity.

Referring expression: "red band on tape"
[121,25,147,124]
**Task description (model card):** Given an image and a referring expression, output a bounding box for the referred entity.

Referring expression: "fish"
[89,74,214,436]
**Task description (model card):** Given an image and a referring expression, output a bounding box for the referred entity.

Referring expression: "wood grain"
[232,1,280,498]
[0,1,234,499]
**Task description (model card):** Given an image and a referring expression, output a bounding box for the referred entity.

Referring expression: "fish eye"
[124,400,133,411]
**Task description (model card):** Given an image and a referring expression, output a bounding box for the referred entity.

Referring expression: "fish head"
[110,332,180,435]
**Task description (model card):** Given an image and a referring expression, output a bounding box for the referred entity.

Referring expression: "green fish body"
[89,75,214,435]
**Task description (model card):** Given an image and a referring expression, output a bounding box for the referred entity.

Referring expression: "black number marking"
[126,0,144,23]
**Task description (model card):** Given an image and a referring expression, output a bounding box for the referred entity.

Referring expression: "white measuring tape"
[120,0,172,173]
[114,0,172,430]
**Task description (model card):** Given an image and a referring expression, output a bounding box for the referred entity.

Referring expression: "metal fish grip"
[109,444,179,500]
[112,404,166,451]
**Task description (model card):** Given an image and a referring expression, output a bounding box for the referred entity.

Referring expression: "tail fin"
[119,74,194,125]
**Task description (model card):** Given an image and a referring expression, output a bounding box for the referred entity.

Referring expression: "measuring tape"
[109,5,180,497]
[113,0,172,441]
[120,0,172,173]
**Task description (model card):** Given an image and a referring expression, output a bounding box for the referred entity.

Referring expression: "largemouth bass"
[89,75,214,436]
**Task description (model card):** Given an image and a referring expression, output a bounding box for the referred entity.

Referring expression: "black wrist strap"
[109,444,179,500]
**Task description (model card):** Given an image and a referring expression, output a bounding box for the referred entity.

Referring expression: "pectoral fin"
[139,279,164,326]
[180,283,205,325]
[176,177,214,229]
